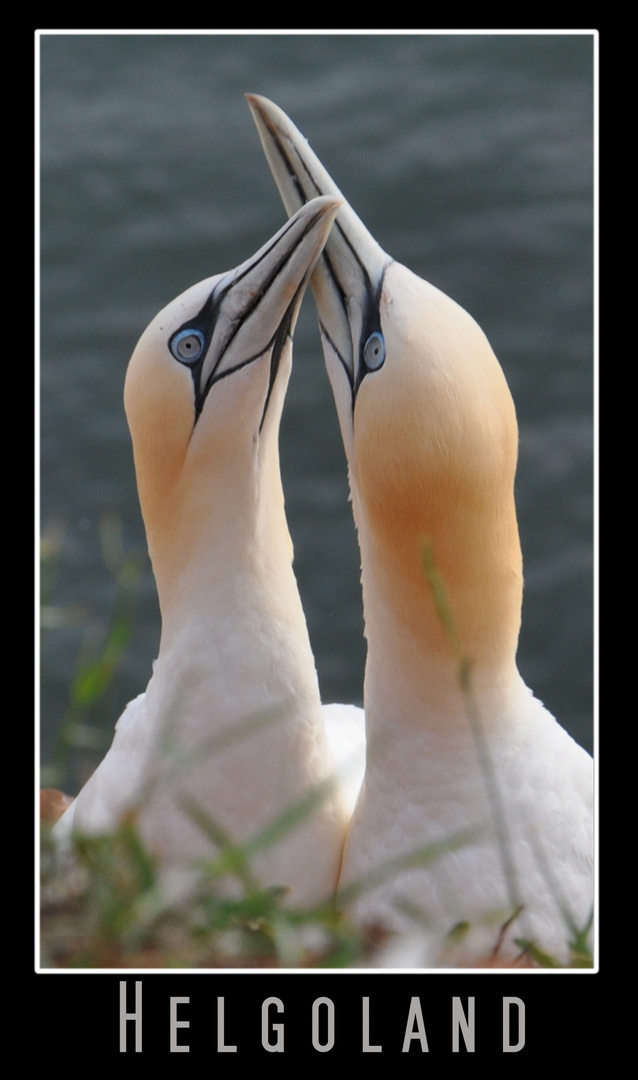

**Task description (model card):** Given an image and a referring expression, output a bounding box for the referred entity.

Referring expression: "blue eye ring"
[363,331,385,372]
[170,327,205,365]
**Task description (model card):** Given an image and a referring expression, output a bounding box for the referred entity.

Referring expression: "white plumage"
[248,94,594,966]
[54,195,365,908]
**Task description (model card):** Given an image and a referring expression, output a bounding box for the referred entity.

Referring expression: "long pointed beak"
[247,94,392,398]
[208,192,342,384]
[175,193,341,423]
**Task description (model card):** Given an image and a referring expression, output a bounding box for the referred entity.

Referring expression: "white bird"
[248,94,594,966]
[54,195,365,909]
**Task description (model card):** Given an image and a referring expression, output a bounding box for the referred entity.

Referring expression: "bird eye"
[363,331,385,371]
[170,328,205,365]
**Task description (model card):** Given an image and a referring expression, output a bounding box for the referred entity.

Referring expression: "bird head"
[248,95,522,671]
[123,194,341,605]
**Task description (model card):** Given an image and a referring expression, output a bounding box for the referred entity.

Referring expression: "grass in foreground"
[39,524,593,971]
[39,813,384,970]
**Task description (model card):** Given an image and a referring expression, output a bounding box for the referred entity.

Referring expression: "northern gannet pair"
[54,195,365,907]
[53,94,593,967]
[247,95,594,965]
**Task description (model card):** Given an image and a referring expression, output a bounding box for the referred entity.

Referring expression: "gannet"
[54,195,364,908]
[248,95,594,965]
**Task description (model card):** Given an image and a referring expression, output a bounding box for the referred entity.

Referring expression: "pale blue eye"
[171,328,205,365]
[363,331,385,371]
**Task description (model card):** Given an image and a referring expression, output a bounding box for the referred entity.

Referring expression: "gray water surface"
[39,32,595,791]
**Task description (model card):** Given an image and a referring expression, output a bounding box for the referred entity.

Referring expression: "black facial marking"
[168,281,230,421]
[319,261,389,410]
[168,207,325,426]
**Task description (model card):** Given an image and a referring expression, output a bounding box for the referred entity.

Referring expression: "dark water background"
[39,32,595,793]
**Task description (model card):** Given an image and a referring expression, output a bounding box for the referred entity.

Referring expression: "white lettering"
[402,997,428,1052]
[119,980,142,1053]
[217,997,237,1052]
[312,997,335,1052]
[170,997,189,1053]
[362,996,382,1052]
[262,997,284,1052]
[452,997,475,1052]
[503,997,525,1052]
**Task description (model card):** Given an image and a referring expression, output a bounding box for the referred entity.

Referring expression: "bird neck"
[353,477,524,736]
[138,437,321,715]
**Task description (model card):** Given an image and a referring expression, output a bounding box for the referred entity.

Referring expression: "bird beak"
[247,94,391,401]
[208,192,343,388]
